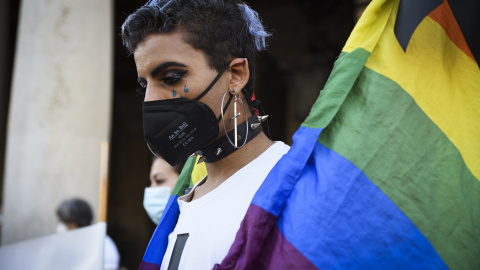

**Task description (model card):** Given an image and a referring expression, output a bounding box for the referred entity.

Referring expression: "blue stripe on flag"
[143,195,180,265]
[252,126,323,216]
[275,137,448,269]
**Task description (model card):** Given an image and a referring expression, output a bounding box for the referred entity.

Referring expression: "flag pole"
[98,141,110,222]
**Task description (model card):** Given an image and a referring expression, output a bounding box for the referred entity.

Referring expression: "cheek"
[145,85,175,102]
[167,175,179,189]
[149,178,160,187]
[198,80,230,116]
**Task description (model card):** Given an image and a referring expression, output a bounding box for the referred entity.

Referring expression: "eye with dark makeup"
[160,69,188,85]
[135,69,188,96]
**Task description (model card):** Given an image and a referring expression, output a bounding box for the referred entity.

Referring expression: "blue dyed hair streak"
[238,3,271,51]
[146,0,174,10]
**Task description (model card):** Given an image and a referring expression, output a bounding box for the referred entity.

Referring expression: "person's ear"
[228,58,249,94]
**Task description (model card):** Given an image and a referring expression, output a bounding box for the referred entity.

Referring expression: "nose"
[144,84,173,102]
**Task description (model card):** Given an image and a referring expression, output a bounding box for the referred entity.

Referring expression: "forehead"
[150,158,177,176]
[134,31,208,71]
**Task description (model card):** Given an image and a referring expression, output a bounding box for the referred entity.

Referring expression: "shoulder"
[267,141,290,157]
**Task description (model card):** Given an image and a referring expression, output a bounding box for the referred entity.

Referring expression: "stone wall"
[2,0,113,244]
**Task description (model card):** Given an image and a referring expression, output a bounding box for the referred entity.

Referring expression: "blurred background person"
[143,157,182,225]
[144,156,206,225]
[56,198,121,270]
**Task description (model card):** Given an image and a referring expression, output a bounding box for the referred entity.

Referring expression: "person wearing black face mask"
[122,1,290,269]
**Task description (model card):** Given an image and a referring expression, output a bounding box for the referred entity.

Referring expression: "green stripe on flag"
[303,48,370,129]
[319,66,480,270]
[172,156,196,196]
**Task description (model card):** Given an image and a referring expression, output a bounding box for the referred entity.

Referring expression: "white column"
[0,0,11,212]
[2,0,113,244]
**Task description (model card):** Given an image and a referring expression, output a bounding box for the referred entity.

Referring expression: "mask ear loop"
[221,89,248,148]
[192,64,231,102]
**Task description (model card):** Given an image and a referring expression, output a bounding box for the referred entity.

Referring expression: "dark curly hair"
[121,0,270,104]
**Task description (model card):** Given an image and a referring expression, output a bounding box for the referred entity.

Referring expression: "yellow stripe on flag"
[344,0,393,54]
[192,156,207,185]
[364,0,480,180]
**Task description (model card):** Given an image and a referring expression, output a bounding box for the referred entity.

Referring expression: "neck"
[192,132,273,200]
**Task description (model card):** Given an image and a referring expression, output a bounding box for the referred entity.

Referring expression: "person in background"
[56,198,121,270]
[143,157,182,225]
[144,156,206,225]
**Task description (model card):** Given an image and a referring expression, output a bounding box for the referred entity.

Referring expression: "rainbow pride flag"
[140,0,480,269]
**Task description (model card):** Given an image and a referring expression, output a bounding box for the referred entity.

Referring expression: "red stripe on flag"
[428,0,476,62]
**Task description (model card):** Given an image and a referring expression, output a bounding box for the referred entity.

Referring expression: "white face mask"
[56,222,68,233]
[143,186,171,225]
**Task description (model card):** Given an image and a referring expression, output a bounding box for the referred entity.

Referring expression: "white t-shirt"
[104,235,120,270]
[161,142,290,270]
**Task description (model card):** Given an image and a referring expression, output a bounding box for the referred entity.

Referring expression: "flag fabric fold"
[215,0,480,268]
[139,0,480,269]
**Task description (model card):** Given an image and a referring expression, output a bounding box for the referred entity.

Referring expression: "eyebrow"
[152,61,187,77]
[137,61,187,83]
[152,172,166,179]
